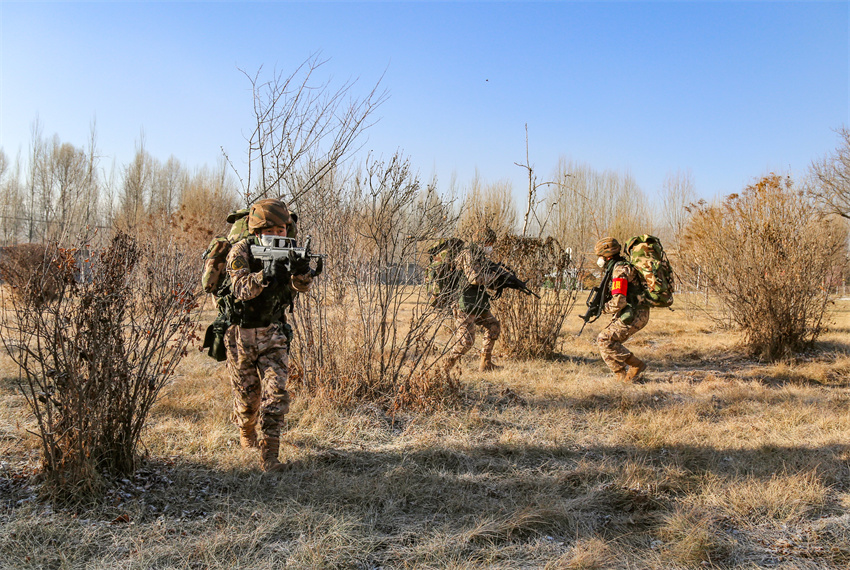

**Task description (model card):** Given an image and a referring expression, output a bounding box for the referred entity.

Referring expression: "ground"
[1,294,848,569]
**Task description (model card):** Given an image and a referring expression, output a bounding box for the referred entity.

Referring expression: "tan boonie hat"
[247,199,291,233]
[594,237,621,257]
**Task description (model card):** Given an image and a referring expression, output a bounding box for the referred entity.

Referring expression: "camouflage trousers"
[597,306,650,373]
[224,323,291,440]
[450,308,501,357]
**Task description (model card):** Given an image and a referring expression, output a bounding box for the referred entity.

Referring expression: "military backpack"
[425,237,466,309]
[624,235,675,308]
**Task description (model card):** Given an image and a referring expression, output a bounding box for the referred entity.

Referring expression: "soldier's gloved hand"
[289,252,311,276]
[263,258,290,286]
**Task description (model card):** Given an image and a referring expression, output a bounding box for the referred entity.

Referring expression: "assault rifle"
[250,235,325,277]
[487,260,540,300]
[577,261,616,336]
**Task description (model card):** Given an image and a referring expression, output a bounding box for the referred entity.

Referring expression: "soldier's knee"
[489,321,501,339]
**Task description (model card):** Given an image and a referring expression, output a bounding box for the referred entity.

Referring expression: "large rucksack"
[199,209,252,361]
[200,209,251,294]
[624,235,674,308]
[425,237,466,309]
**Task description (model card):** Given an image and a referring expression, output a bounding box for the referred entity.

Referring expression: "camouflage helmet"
[594,237,621,257]
[247,199,291,233]
[473,226,497,246]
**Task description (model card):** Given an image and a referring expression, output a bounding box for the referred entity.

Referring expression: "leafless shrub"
[680,174,847,360]
[0,242,65,305]
[290,154,460,412]
[491,234,577,358]
[0,232,201,500]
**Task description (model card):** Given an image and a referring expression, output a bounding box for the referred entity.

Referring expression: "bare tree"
[456,172,517,239]
[544,157,651,266]
[514,124,556,237]
[235,54,387,207]
[115,140,154,231]
[810,126,850,219]
[0,232,201,498]
[660,168,697,249]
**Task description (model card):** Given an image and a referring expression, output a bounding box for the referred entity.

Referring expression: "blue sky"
[0,1,847,205]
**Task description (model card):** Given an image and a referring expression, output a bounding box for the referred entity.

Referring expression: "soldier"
[224,198,312,472]
[595,237,649,382]
[443,227,503,373]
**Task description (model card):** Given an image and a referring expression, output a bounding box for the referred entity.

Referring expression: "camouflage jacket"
[603,259,643,315]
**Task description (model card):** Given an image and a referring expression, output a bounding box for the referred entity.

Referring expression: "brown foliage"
[0,232,201,500]
[492,234,577,358]
[680,174,847,360]
[0,243,66,306]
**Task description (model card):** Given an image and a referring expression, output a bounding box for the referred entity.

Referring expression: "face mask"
[259,234,291,248]
[482,246,494,255]
[597,257,606,269]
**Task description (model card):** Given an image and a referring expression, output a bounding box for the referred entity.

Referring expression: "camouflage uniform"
[224,199,312,471]
[596,259,650,376]
[225,238,310,443]
[445,237,502,372]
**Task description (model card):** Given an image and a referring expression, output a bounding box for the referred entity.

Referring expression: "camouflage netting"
[490,234,577,358]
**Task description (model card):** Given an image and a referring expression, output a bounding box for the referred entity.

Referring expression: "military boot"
[239,425,258,448]
[479,349,501,372]
[614,369,630,383]
[624,355,647,383]
[260,436,289,473]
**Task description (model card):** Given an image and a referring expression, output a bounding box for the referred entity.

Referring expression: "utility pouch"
[202,320,228,362]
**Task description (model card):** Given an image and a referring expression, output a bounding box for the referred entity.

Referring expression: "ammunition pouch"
[618,305,636,326]
[202,316,229,362]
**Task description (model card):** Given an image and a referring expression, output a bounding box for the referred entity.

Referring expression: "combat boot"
[260,436,289,473]
[624,355,647,383]
[479,350,501,372]
[614,369,630,383]
[239,425,258,448]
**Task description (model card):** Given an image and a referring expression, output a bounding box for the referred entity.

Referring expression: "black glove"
[263,258,290,285]
[289,251,311,276]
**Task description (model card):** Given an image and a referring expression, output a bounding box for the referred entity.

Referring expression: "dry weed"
[1,298,849,568]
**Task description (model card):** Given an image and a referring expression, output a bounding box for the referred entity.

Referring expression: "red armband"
[611,277,628,296]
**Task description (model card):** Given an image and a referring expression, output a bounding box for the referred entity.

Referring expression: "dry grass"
[1,292,849,568]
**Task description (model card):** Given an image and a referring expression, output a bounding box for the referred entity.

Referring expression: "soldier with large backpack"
[209,198,313,472]
[442,227,504,373]
[593,235,673,383]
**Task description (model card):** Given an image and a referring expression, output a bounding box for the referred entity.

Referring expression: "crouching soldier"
[224,198,312,472]
[443,226,503,373]
[594,237,649,383]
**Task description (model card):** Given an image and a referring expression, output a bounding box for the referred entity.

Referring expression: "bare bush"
[289,154,460,411]
[0,232,201,499]
[680,174,846,360]
[0,242,64,305]
[491,234,577,358]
